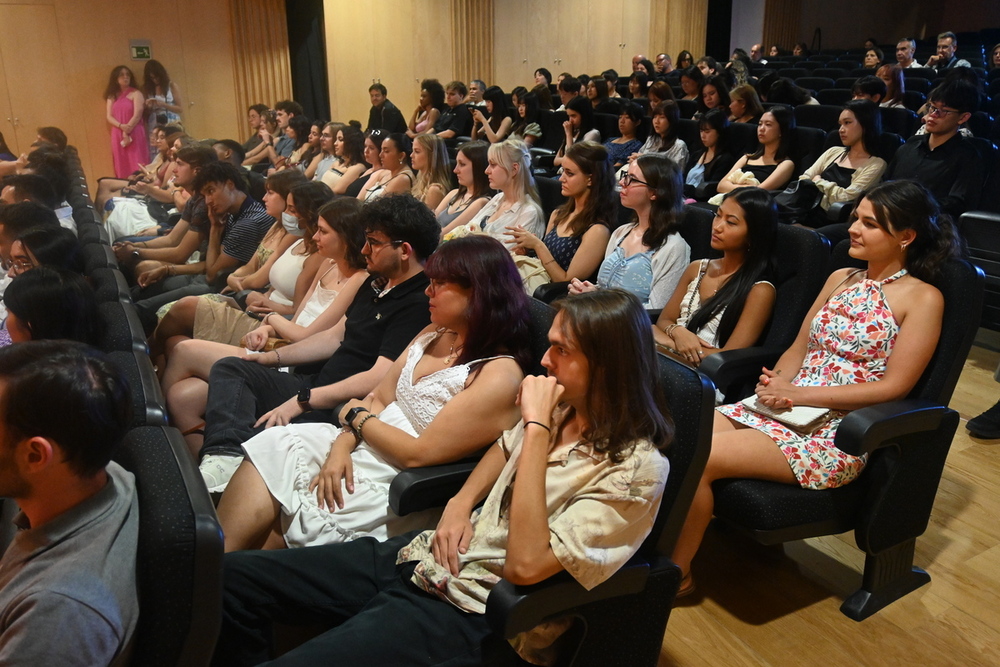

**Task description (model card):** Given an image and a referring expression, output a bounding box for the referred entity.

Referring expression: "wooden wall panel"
[229,0,293,131]
[651,0,708,63]
[762,0,801,54]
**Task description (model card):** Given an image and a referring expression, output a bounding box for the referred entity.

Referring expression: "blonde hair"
[487,138,539,205]
[412,134,453,204]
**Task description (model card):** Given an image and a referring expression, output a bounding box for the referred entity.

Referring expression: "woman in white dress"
[216,234,534,552]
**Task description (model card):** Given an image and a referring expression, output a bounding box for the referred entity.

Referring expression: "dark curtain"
[705,0,733,62]
[285,0,331,121]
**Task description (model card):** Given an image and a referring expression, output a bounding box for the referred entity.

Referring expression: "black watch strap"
[297,386,312,411]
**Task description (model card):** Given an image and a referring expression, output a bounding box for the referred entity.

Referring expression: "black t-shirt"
[433,104,472,136]
[312,271,431,388]
[885,133,983,217]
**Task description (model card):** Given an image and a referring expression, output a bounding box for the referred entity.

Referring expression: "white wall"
[730,0,765,56]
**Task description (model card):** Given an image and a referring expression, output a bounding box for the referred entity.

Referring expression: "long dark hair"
[865,181,962,282]
[556,289,674,461]
[699,107,731,154]
[511,91,540,138]
[455,141,491,201]
[16,227,83,274]
[287,115,312,150]
[4,268,103,346]
[289,181,334,253]
[424,235,533,373]
[553,142,616,236]
[104,66,136,99]
[698,75,732,114]
[749,106,795,161]
[317,198,367,270]
[634,155,683,248]
[339,125,366,166]
[687,188,777,345]
[650,101,680,151]
[142,59,171,97]
[565,96,596,140]
[842,99,882,157]
[483,85,512,130]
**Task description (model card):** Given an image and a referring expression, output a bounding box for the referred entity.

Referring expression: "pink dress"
[110,88,149,178]
[718,268,905,490]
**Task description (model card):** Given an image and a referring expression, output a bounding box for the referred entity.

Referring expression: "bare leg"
[149,295,200,362]
[671,411,797,578]
[217,460,284,552]
[96,177,128,211]
[167,378,210,457]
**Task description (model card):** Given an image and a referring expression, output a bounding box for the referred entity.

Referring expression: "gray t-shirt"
[0,463,139,666]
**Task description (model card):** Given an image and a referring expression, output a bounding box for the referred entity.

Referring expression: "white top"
[268,239,308,307]
[638,135,689,169]
[477,193,545,250]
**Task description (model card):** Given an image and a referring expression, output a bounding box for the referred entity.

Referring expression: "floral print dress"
[717,268,905,489]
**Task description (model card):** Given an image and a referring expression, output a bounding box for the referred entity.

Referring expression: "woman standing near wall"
[105,65,148,178]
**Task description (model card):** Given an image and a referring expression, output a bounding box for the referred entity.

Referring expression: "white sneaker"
[200,454,244,494]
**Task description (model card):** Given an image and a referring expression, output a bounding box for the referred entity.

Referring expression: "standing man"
[365,84,406,134]
[895,38,920,69]
[925,32,972,74]
[0,341,137,666]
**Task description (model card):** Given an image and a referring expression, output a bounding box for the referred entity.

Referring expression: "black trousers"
[213,533,492,666]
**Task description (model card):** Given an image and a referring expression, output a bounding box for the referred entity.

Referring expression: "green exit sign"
[130,45,151,60]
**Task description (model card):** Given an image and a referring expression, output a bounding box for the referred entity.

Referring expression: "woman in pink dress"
[104,65,148,178]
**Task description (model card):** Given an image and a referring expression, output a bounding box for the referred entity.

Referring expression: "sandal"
[676,571,696,599]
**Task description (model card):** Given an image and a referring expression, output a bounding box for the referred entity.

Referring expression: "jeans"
[200,357,320,459]
[213,534,491,666]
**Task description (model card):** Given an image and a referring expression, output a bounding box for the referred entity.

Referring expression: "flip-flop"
[676,571,696,599]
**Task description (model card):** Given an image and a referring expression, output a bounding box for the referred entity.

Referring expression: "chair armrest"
[485,554,654,638]
[529,147,556,159]
[694,181,720,200]
[388,461,478,516]
[532,281,570,304]
[833,399,951,457]
[826,201,853,223]
[698,346,783,394]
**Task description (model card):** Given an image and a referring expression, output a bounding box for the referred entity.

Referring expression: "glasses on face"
[927,105,960,118]
[619,173,649,188]
[364,236,403,251]
[1,258,33,274]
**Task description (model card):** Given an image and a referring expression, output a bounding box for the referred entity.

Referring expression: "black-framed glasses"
[364,236,403,250]
[619,172,650,188]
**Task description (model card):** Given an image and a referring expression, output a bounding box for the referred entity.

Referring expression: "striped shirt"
[222,196,274,265]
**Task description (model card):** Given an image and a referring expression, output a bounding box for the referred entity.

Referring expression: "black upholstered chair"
[99,301,149,355]
[106,351,168,428]
[793,104,845,132]
[483,353,714,666]
[78,220,111,246]
[959,210,1000,330]
[83,242,118,275]
[879,107,919,138]
[91,267,131,303]
[816,89,852,107]
[536,176,567,221]
[699,225,831,402]
[710,251,984,621]
[115,425,223,666]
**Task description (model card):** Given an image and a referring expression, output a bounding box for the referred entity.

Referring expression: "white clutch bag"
[740,395,832,434]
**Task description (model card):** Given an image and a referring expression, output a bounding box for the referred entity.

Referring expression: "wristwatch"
[297,386,313,412]
[344,406,369,432]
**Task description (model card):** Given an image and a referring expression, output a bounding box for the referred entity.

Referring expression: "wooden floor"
[660,334,1000,667]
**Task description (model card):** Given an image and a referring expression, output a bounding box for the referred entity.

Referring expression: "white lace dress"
[242,331,504,547]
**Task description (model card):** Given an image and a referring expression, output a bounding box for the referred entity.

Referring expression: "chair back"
[99,302,149,355]
[526,297,556,375]
[537,110,568,152]
[535,176,566,221]
[879,107,918,137]
[677,204,716,261]
[106,351,168,428]
[593,112,619,140]
[793,104,844,132]
[114,426,223,667]
[795,77,836,93]
[959,211,1000,330]
[789,126,827,176]
[758,226,831,350]
[650,353,716,556]
[676,99,698,120]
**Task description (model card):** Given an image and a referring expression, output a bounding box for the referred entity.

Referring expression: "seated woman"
[509,90,542,146]
[242,109,281,167]
[628,71,649,99]
[876,64,906,109]
[767,78,819,106]
[357,133,414,201]
[406,79,444,138]
[95,125,171,211]
[6,226,83,277]
[671,180,959,594]
[319,124,366,195]
[685,108,738,199]
[696,75,731,118]
[306,121,340,182]
[587,77,619,114]
[410,134,452,211]
[149,179,330,362]
[3,267,103,348]
[647,80,676,112]
[506,141,614,284]
[162,198,369,456]
[716,106,796,194]
[471,86,514,144]
[679,66,705,101]
[531,83,554,111]
[344,129,384,198]
[677,50,695,69]
[633,100,689,170]
[212,288,672,666]
[864,47,884,69]
[554,96,600,168]
[286,117,322,172]
[654,187,777,367]
[604,102,644,169]
[215,234,534,551]
[274,115,312,172]
[570,155,690,309]
[798,99,887,221]
[474,139,545,248]
[435,141,491,232]
[728,84,765,124]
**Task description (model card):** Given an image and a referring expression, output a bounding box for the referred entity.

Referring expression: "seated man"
[366,84,407,134]
[466,79,487,107]
[210,289,672,666]
[0,341,137,665]
[131,160,274,330]
[273,100,304,159]
[924,31,972,75]
[198,194,439,492]
[430,81,472,141]
[656,52,674,73]
[896,38,920,69]
[852,76,887,105]
[242,104,270,154]
[212,140,266,201]
[0,174,59,211]
[556,76,582,110]
[884,80,983,218]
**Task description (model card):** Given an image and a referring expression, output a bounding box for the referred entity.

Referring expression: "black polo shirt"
[433,104,472,136]
[884,132,983,217]
[312,271,431,388]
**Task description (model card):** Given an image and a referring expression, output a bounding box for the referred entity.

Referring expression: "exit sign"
[130,41,151,60]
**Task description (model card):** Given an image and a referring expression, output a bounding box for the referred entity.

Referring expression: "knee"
[211,356,250,383]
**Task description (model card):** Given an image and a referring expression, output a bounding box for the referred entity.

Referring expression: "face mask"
[281,212,304,236]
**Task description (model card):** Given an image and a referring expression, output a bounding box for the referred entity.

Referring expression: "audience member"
[211,287,671,666]
[0,341,137,665]
[717,107,796,194]
[587,77,618,114]
[6,226,82,277]
[365,83,406,134]
[531,82,554,111]
[631,54,648,72]
[990,43,1000,71]
[1,174,58,210]
[0,201,60,264]
[467,79,486,106]
[471,85,514,143]
[570,155,690,309]
[407,79,444,138]
[411,134,452,210]
[431,81,472,140]
[104,65,148,178]
[852,75,888,105]
[3,268,103,347]
[925,31,972,74]
[876,65,906,108]
[534,68,552,87]
[273,100,305,158]
[510,90,542,146]
[698,75,731,116]
[554,96,600,168]
[864,48,884,69]
[696,57,719,78]
[142,59,183,153]
[357,133,414,201]
[243,104,270,153]
[656,52,674,74]
[767,78,818,106]
[894,38,919,69]
[750,44,765,63]
[435,141,491,232]
[241,109,280,167]
[36,127,67,153]
[628,71,650,99]
[304,121,339,181]
[556,76,581,109]
[685,108,737,198]
[602,69,621,98]
[346,129,386,198]
[728,84,764,124]
[677,50,695,70]
[653,187,777,367]
[634,100,689,169]
[322,124,368,195]
[679,66,705,101]
[475,139,544,248]
[604,102,644,169]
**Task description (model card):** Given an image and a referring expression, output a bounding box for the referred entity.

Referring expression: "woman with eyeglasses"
[214,234,534,552]
[5,227,82,278]
[1,268,103,348]
[569,154,690,309]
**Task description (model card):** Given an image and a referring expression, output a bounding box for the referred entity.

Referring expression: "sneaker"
[967,400,1000,439]
[199,454,244,494]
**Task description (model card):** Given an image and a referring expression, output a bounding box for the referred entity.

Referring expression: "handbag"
[513,254,551,295]
[773,179,823,224]
[740,394,832,434]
